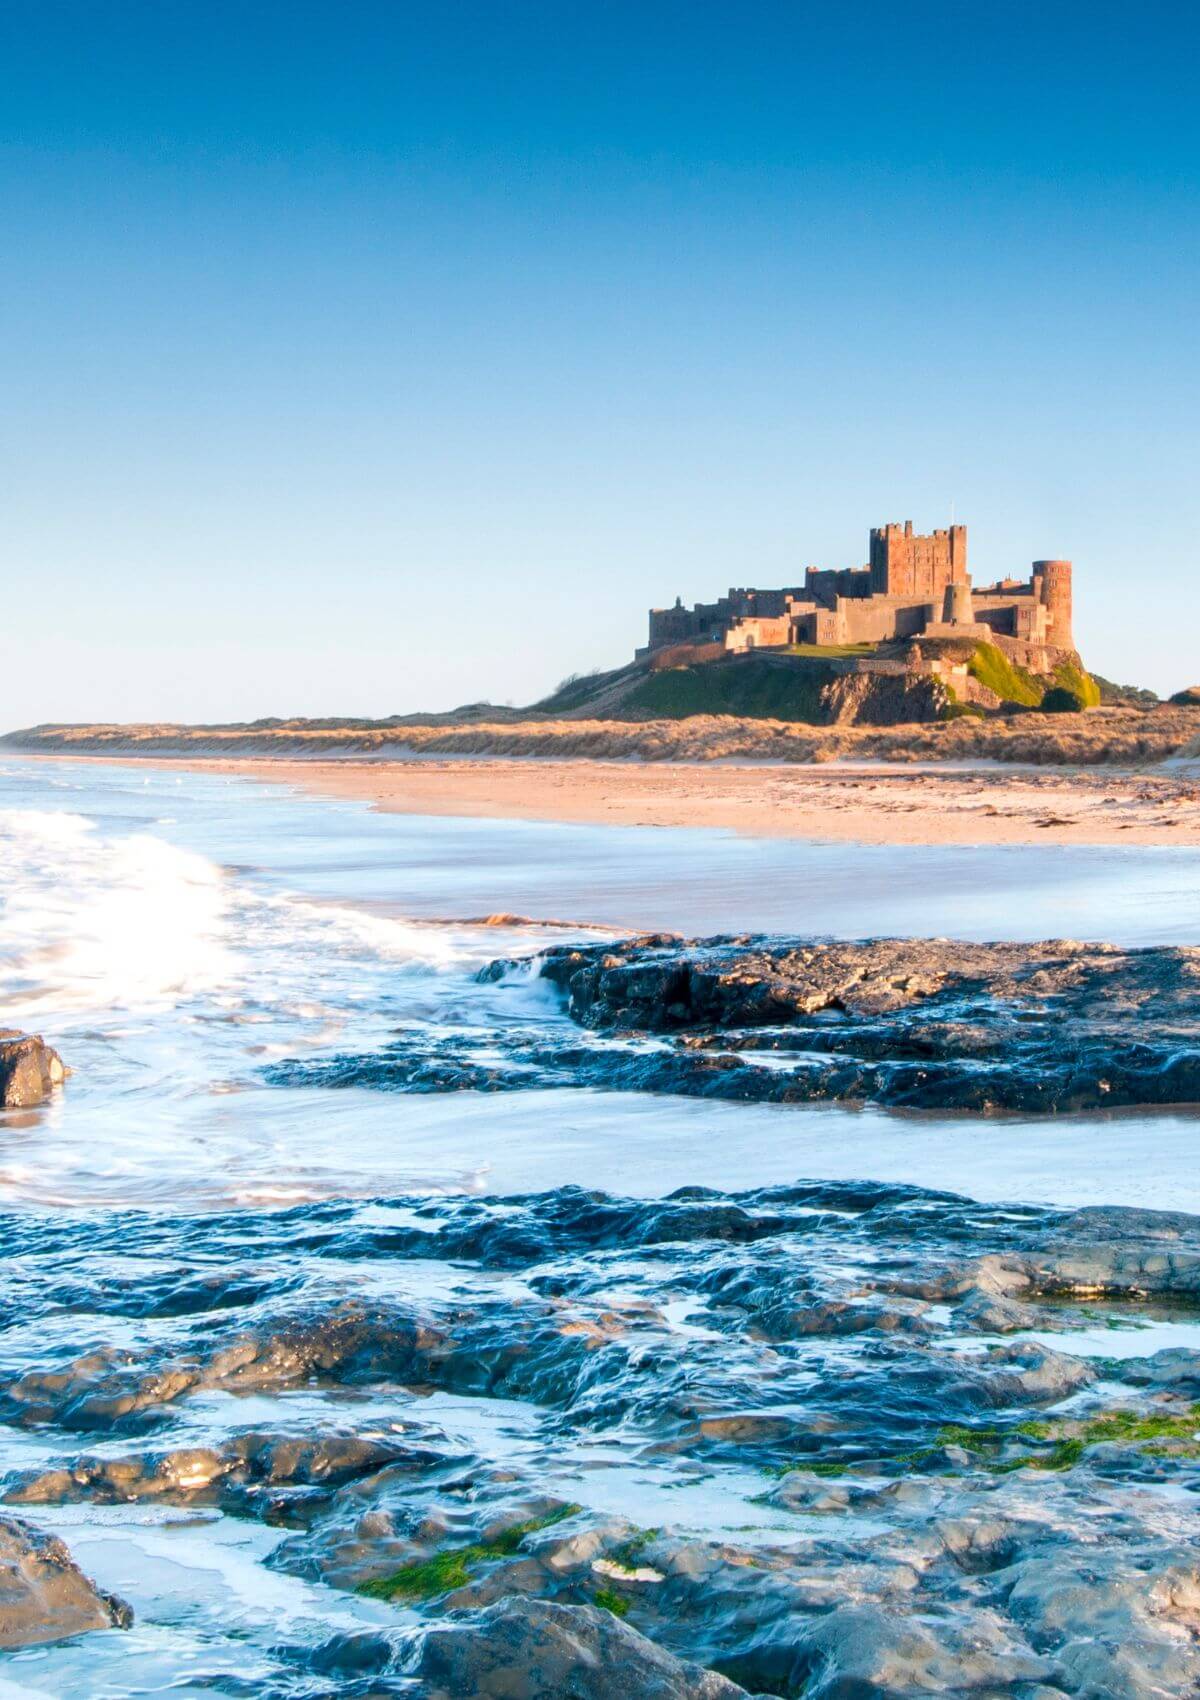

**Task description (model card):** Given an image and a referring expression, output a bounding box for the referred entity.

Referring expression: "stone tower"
[1033,560,1073,649]
[869,521,968,598]
[941,580,975,626]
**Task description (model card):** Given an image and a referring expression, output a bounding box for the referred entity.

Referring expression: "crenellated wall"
[869,520,967,598]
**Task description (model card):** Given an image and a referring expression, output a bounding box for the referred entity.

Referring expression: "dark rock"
[0,1032,66,1108]
[301,1627,405,1677]
[999,1546,1200,1698]
[6,1426,446,1520]
[12,1182,1200,1692]
[1118,1348,1200,1391]
[769,1601,1056,1698]
[952,1288,1045,1333]
[0,1514,131,1647]
[0,1300,450,1431]
[505,934,1200,1113]
[402,1595,751,1698]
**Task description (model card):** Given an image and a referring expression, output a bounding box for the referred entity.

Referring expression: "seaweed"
[358,1503,582,1603]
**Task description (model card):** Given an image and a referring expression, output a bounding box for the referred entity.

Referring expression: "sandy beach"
[33,752,1200,847]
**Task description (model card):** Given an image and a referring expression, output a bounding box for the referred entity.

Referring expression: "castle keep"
[642,522,1074,667]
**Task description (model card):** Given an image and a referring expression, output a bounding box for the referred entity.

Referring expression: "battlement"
[644,521,1074,665]
[868,521,967,598]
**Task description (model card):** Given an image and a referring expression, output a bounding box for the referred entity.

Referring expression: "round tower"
[1034,560,1073,649]
[941,580,975,626]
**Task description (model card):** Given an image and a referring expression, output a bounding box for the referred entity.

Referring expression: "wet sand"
[33,753,1200,846]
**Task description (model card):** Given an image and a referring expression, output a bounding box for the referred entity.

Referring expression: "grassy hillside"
[968,642,1100,711]
[619,658,833,722]
[535,665,635,714]
[1050,655,1102,708]
[536,644,1103,724]
[966,643,1044,706]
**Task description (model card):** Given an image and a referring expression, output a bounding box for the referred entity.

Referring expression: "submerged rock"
[6,1425,448,1519]
[0,1514,130,1647]
[500,934,1200,1113]
[401,1595,751,1698]
[742,1600,1056,1699]
[1000,1546,1200,1700]
[288,934,1200,1115]
[0,1032,66,1109]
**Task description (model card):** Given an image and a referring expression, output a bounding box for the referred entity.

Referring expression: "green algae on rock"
[358,1503,582,1603]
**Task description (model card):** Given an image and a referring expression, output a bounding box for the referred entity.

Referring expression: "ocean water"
[1,754,1198,1694]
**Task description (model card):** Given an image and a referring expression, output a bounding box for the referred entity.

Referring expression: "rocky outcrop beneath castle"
[0,1516,131,1647]
[599,637,1096,725]
[812,668,949,724]
[623,652,962,725]
[516,934,1200,1114]
[0,1033,66,1108]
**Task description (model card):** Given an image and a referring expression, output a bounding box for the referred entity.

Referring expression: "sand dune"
[3,703,1199,766]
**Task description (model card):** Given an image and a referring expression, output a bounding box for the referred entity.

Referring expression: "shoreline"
[12,749,1200,846]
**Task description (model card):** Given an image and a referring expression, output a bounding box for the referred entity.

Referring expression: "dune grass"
[8,685,1192,766]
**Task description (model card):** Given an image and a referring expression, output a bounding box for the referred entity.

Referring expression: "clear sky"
[1,0,1196,724]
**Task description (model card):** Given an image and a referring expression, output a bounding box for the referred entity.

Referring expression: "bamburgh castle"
[641,522,1074,667]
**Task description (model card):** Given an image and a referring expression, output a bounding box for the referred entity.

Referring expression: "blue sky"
[1,0,1196,722]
